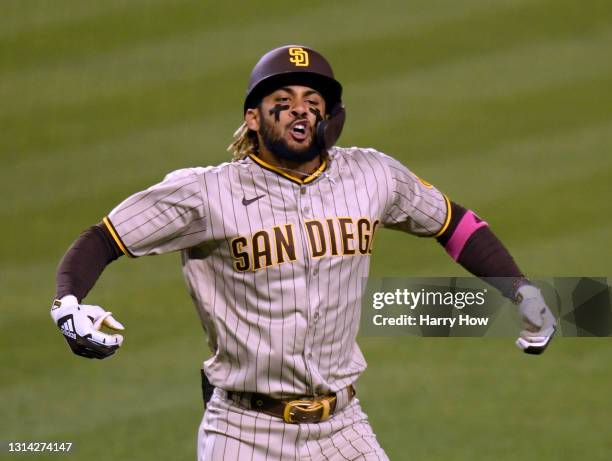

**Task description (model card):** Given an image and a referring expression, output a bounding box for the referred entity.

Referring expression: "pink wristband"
[445,210,488,261]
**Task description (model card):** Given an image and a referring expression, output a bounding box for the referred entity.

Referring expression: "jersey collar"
[248,154,327,185]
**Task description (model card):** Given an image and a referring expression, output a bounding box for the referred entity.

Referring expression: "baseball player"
[51,45,556,460]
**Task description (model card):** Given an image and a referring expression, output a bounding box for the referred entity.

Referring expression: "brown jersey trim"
[103,216,135,258]
[248,154,327,185]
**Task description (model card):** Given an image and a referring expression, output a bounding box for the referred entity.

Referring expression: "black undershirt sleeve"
[55,222,123,302]
[436,201,527,299]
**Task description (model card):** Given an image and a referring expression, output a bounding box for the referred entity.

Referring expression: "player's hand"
[50,295,125,359]
[515,285,556,355]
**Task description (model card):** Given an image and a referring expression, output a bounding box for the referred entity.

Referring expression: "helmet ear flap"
[316,103,346,151]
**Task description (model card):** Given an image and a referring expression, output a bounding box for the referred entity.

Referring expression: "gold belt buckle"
[283,398,332,424]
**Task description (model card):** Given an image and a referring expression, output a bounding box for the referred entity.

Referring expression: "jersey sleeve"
[104,168,208,257]
[379,154,451,237]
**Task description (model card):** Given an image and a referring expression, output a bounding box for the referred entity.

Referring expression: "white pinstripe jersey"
[105,147,450,398]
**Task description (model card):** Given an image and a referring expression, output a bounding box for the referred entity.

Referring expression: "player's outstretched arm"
[52,223,125,359]
[436,201,556,354]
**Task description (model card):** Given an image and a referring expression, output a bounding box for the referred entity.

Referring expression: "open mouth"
[289,121,309,142]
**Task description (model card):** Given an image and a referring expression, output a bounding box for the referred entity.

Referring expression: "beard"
[259,117,321,163]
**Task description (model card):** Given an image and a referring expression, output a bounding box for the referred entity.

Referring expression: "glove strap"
[51,295,79,322]
[514,284,541,304]
[52,294,78,308]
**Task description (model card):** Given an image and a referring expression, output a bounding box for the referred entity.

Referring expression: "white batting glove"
[51,295,125,359]
[515,285,556,355]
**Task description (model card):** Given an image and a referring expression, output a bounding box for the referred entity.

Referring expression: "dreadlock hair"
[227,121,259,161]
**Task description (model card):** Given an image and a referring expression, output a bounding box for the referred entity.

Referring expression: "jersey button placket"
[297,184,317,392]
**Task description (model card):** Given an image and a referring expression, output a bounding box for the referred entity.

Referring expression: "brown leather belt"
[228,385,355,424]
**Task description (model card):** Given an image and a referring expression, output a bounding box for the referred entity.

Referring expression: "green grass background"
[2,1,611,459]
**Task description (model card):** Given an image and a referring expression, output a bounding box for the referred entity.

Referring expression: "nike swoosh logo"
[242,194,266,206]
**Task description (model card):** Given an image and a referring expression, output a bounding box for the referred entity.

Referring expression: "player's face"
[252,85,326,163]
